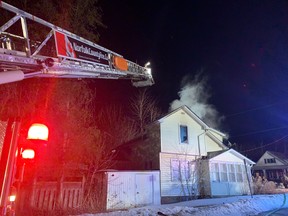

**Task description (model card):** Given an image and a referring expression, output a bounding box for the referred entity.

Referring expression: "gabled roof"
[114,105,229,155]
[267,151,288,164]
[158,105,226,137]
[207,148,255,165]
[258,151,288,165]
[158,106,209,129]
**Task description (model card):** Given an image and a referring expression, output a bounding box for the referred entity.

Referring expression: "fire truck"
[0,2,154,87]
[0,2,154,215]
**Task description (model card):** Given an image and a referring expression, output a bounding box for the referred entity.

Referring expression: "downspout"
[197,129,207,157]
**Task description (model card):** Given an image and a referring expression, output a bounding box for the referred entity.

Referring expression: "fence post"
[56,174,64,209]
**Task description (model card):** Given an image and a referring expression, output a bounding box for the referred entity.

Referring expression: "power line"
[231,126,288,138]
[240,135,288,153]
[226,101,288,118]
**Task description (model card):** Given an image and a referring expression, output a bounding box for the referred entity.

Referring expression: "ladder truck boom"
[0,2,154,87]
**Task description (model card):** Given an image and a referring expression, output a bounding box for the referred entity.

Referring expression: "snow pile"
[77,194,288,216]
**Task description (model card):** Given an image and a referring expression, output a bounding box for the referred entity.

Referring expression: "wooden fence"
[19,180,84,211]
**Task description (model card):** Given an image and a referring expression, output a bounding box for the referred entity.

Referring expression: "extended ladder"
[0,2,154,87]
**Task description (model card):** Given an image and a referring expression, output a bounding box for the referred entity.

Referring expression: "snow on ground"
[78,194,288,216]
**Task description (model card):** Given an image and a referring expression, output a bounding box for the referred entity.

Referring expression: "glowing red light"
[27,123,49,141]
[9,195,16,202]
[22,149,35,159]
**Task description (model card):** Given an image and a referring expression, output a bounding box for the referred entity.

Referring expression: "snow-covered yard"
[77,193,288,216]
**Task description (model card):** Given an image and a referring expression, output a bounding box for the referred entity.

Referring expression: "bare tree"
[130,88,162,134]
[4,0,105,43]
[0,79,55,121]
[174,156,209,200]
[96,105,138,148]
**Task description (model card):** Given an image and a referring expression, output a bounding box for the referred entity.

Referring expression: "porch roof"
[252,165,288,170]
[206,148,255,165]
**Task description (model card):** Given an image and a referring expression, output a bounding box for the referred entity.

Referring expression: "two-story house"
[112,106,255,203]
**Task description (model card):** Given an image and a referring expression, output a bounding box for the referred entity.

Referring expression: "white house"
[113,106,255,203]
[252,151,288,183]
[157,106,254,202]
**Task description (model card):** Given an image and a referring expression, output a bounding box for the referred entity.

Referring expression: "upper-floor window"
[264,158,276,164]
[180,125,188,144]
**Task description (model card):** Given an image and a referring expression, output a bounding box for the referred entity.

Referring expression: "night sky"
[98,0,288,159]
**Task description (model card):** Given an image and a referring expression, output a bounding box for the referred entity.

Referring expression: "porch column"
[262,169,267,179]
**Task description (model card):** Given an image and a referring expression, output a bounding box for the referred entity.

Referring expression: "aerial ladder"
[0,2,154,87]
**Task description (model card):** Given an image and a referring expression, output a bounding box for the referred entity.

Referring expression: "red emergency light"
[27,123,49,141]
[21,149,35,159]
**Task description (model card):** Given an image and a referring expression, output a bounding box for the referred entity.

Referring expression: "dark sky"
[98,0,288,159]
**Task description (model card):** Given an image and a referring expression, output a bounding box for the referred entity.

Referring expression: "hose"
[265,193,286,216]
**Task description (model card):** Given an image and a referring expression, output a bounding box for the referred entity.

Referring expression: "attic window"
[180,125,188,144]
[264,158,276,164]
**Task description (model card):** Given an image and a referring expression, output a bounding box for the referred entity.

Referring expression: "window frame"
[210,163,220,182]
[210,162,245,183]
[171,159,192,182]
[236,164,244,182]
[220,163,228,182]
[264,158,276,164]
[179,125,188,144]
[228,164,236,182]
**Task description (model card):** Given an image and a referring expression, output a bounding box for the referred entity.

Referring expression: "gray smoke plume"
[169,72,225,129]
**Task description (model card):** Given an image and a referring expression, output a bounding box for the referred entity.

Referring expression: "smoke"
[169,72,225,129]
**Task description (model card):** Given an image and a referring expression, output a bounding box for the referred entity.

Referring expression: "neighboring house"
[252,151,288,183]
[113,106,255,203]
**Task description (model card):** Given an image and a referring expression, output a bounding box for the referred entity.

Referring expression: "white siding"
[106,171,160,210]
[160,109,203,155]
[160,153,199,197]
[208,130,223,142]
[160,109,225,156]
[210,152,246,163]
[210,181,250,196]
[205,135,225,154]
[208,151,253,196]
